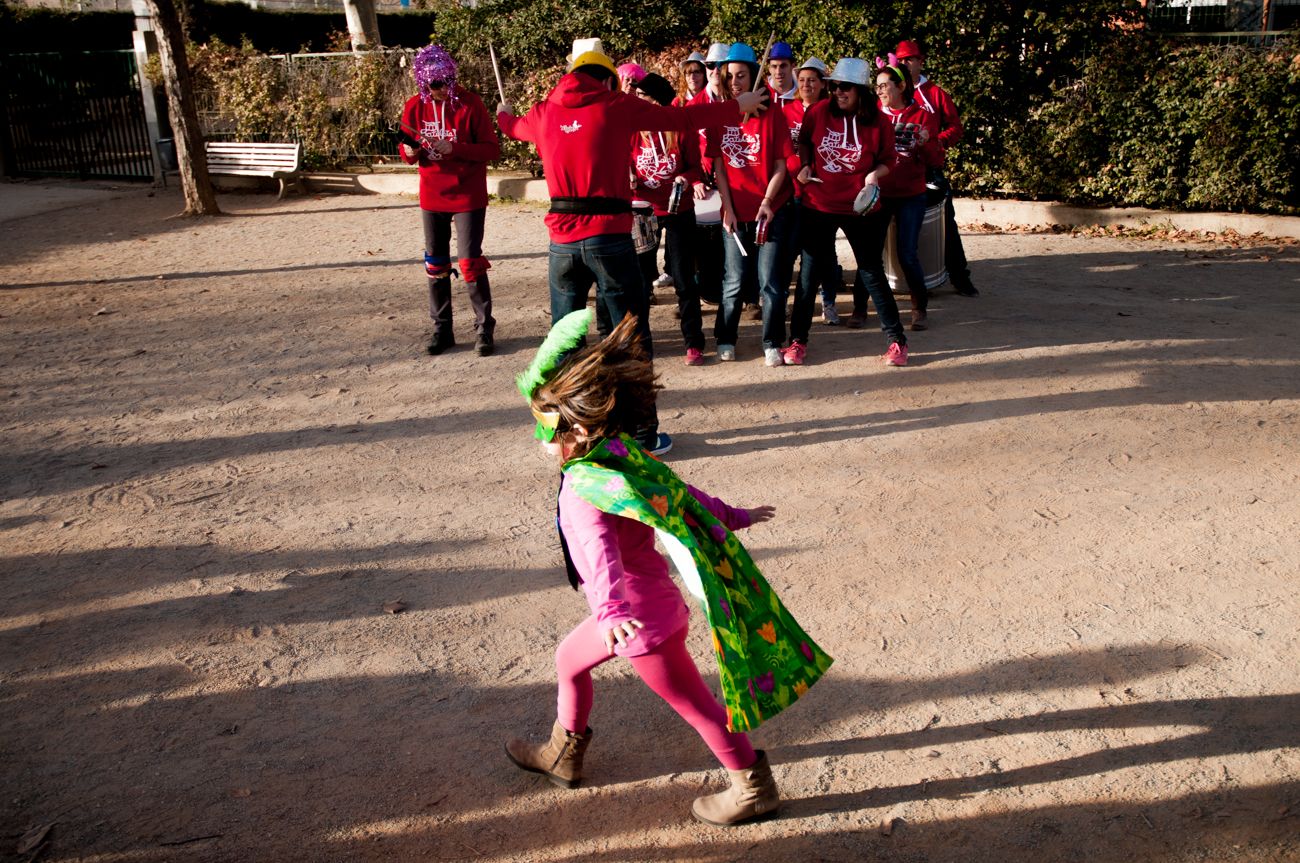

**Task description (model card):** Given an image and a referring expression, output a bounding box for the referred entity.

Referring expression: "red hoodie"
[878,100,942,198]
[913,78,963,151]
[399,87,501,212]
[499,72,741,243]
[797,100,894,216]
[631,129,702,217]
[705,86,793,223]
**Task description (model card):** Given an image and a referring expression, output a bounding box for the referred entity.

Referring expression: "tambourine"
[853,182,881,215]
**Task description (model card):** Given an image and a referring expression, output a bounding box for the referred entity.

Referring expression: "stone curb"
[253,169,1300,241]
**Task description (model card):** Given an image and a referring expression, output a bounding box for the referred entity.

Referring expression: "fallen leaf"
[93,307,111,316]
[384,600,407,614]
[229,787,251,798]
[879,816,899,836]
[16,822,54,854]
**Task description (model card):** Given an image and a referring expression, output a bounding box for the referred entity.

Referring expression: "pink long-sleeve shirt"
[558,476,753,657]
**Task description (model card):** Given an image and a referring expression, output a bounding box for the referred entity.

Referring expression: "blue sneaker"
[645,432,673,457]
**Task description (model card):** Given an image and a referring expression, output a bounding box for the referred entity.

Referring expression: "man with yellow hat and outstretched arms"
[498,39,770,457]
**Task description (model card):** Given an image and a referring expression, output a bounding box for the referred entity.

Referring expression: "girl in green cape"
[507,311,832,825]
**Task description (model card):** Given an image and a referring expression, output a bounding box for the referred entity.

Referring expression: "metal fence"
[1145,0,1300,43]
[0,50,154,180]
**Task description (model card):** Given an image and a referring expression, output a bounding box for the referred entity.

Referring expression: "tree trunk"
[342,0,381,52]
[143,0,220,216]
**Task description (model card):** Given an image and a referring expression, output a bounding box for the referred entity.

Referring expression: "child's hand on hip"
[603,620,645,655]
[747,505,776,524]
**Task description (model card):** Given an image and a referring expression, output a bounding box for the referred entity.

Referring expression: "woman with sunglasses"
[399,44,501,357]
[875,60,942,331]
[795,58,909,366]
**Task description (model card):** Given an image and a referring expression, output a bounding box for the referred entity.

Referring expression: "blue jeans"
[801,205,906,345]
[719,200,796,348]
[548,234,653,359]
[548,233,658,443]
[880,193,928,313]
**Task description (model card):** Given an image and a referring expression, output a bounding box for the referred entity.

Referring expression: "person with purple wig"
[400,44,502,356]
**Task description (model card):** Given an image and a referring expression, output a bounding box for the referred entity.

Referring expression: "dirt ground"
[1,187,1298,863]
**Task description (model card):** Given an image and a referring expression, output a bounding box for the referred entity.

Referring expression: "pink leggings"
[555,617,756,771]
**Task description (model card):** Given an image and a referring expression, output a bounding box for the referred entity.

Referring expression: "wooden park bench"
[205,141,304,200]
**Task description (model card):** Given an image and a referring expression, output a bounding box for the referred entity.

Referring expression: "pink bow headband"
[875,53,904,84]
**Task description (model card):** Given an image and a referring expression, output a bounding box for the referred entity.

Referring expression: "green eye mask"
[516,309,592,440]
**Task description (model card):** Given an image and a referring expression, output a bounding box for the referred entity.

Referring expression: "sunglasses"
[829,81,857,92]
[704,62,720,70]
[427,80,447,89]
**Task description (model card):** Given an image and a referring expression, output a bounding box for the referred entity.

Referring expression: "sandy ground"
[1,187,1298,863]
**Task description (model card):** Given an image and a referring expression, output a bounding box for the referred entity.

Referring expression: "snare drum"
[695,190,722,226]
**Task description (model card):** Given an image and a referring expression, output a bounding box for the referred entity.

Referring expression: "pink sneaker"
[883,342,908,366]
[783,342,806,365]
[684,347,705,366]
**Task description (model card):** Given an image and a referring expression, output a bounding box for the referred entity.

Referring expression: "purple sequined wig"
[414,44,458,103]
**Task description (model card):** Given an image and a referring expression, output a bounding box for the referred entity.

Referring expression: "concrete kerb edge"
[275,170,1300,241]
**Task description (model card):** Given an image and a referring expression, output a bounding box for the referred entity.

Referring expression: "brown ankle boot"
[691,750,780,826]
[505,721,592,789]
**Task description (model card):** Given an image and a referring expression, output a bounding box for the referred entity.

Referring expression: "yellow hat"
[567,50,619,78]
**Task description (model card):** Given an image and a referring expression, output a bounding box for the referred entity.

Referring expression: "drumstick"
[741,33,777,119]
[732,230,748,257]
[489,43,507,105]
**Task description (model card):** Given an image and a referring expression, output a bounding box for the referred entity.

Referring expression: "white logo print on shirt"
[561,120,582,134]
[420,104,457,161]
[720,126,761,169]
[635,140,678,190]
[816,127,861,174]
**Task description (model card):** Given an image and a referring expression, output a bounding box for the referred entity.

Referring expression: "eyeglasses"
[828,81,857,92]
[875,81,896,91]
[704,62,719,70]
[687,68,706,75]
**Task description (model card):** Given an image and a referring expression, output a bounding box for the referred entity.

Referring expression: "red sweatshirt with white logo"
[631,129,702,217]
[878,100,942,198]
[705,86,793,223]
[797,100,894,216]
[399,87,500,212]
[499,72,741,243]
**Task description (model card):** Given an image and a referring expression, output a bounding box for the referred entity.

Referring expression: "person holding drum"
[794,57,909,367]
[785,56,843,327]
[689,43,733,307]
[896,39,979,297]
[875,59,942,331]
[630,73,710,366]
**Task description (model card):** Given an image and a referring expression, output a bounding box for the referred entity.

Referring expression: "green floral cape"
[564,434,833,733]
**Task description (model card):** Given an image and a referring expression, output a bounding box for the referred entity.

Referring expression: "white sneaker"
[764,348,783,367]
[718,344,736,362]
[653,273,674,288]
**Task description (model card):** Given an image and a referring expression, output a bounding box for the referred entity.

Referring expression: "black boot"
[474,331,494,357]
[427,331,455,355]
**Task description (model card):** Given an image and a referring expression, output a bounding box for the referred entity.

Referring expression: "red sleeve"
[919,109,944,168]
[875,115,895,172]
[688,485,752,531]
[616,92,740,133]
[498,104,537,143]
[936,86,964,148]
[450,94,501,163]
[679,129,703,186]
[399,97,420,165]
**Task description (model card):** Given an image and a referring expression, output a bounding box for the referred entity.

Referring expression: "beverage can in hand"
[667,181,684,214]
[755,216,769,245]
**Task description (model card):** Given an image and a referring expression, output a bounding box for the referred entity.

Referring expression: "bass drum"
[886,201,948,293]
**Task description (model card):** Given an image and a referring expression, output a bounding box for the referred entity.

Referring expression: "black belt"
[549,196,633,216]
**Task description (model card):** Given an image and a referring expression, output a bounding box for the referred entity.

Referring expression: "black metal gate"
[0,50,155,181]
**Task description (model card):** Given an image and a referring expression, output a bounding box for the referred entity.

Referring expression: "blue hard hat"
[724,43,758,65]
[770,41,794,61]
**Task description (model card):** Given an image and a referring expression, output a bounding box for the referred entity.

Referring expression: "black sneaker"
[427,332,455,355]
[953,283,980,297]
[475,333,494,357]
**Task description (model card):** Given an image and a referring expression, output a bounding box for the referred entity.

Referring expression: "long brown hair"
[532,313,661,459]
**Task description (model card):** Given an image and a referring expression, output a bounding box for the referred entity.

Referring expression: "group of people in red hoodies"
[398,37,977,454]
